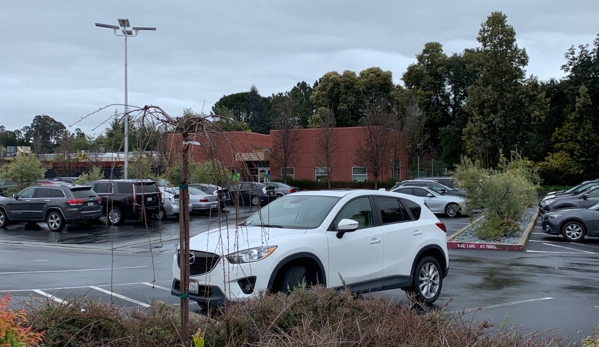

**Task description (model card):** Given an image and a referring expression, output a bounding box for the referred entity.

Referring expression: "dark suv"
[0,184,102,232]
[226,181,277,206]
[87,179,162,225]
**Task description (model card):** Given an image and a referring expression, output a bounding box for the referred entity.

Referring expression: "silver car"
[187,187,219,214]
[159,187,193,218]
[392,186,466,218]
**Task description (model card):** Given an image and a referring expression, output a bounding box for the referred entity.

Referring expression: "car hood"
[189,225,307,256]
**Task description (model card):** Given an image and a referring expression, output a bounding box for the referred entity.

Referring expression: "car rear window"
[134,183,158,194]
[400,198,421,220]
[71,187,98,198]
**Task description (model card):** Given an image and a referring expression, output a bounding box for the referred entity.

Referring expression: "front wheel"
[562,221,586,242]
[444,203,460,218]
[107,206,125,225]
[251,196,261,206]
[405,256,442,305]
[0,209,9,228]
[47,211,66,232]
[280,265,308,293]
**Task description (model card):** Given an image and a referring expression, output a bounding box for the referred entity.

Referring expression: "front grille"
[177,251,220,276]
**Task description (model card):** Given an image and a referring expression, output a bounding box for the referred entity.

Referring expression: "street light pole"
[95,19,156,179]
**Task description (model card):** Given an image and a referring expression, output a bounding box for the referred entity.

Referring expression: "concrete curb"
[447,209,540,251]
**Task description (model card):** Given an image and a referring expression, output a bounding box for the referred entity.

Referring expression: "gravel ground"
[451,207,539,244]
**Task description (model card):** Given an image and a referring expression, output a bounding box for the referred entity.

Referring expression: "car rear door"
[30,187,52,221]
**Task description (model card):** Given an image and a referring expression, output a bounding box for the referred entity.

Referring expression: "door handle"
[24,200,31,202]
[413,230,422,236]
[369,238,381,244]
[44,200,50,202]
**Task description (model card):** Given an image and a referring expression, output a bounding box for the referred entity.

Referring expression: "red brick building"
[167,126,408,183]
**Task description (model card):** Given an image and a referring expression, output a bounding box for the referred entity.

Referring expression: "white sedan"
[392,186,466,218]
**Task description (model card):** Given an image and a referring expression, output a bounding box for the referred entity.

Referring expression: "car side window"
[587,189,599,198]
[51,189,66,198]
[35,188,53,198]
[395,187,412,195]
[94,183,111,194]
[412,188,430,197]
[376,196,410,224]
[117,183,133,194]
[400,198,421,220]
[334,197,373,230]
[18,187,36,198]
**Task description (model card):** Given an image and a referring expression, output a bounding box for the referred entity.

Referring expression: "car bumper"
[541,220,560,235]
[64,208,103,223]
[191,201,219,211]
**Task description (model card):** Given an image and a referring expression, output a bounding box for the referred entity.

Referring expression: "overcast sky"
[1,0,598,136]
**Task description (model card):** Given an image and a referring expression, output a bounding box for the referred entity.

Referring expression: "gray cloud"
[1,0,598,135]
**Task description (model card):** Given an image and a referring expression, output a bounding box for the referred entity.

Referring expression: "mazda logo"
[189,252,196,265]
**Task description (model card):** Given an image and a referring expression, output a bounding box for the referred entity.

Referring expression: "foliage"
[537,151,583,186]
[0,153,46,192]
[476,215,521,241]
[75,166,104,185]
[455,153,538,240]
[0,293,44,347]
[124,153,163,181]
[165,159,230,187]
[583,325,599,347]
[212,85,271,134]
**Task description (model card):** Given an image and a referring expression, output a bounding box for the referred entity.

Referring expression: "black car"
[539,185,599,214]
[541,202,599,242]
[226,181,277,206]
[189,183,230,208]
[0,184,102,232]
[87,179,162,225]
[392,179,466,197]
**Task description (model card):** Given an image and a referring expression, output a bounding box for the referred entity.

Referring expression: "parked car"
[539,185,599,215]
[226,181,277,206]
[0,184,102,232]
[87,179,163,225]
[171,189,449,307]
[159,187,193,219]
[539,179,599,205]
[392,186,466,218]
[265,182,299,198]
[188,183,230,208]
[418,176,458,189]
[392,180,466,197]
[184,186,220,214]
[541,202,599,242]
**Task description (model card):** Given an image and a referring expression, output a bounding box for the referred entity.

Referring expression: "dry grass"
[24,288,567,347]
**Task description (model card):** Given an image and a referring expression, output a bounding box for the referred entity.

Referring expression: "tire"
[0,209,8,228]
[280,265,308,293]
[107,206,125,225]
[444,203,460,218]
[562,221,586,242]
[251,196,261,206]
[276,193,284,198]
[153,207,165,220]
[405,256,442,305]
[46,211,66,232]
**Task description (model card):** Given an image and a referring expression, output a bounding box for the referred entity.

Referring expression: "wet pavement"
[1,211,598,344]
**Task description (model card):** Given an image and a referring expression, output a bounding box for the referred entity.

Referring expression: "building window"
[352,167,367,182]
[281,167,295,179]
[315,167,329,182]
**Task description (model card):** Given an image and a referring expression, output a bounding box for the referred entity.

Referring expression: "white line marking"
[142,282,171,291]
[90,286,150,307]
[0,280,173,293]
[30,259,48,262]
[33,289,67,304]
[526,250,580,254]
[454,297,553,314]
[0,265,148,275]
[543,243,596,254]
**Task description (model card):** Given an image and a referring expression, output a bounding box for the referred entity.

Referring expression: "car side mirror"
[583,194,589,200]
[336,218,359,239]
[12,194,18,200]
[427,193,434,197]
[440,189,446,195]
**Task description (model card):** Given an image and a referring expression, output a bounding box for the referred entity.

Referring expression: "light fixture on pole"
[95,19,156,179]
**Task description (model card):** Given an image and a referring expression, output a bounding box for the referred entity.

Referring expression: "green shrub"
[76,166,104,184]
[476,215,520,241]
[583,325,599,347]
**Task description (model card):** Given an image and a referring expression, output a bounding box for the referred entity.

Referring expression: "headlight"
[262,187,267,194]
[546,214,562,220]
[542,199,555,205]
[226,246,277,264]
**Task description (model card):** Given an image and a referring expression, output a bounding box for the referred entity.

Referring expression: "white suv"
[171,189,449,307]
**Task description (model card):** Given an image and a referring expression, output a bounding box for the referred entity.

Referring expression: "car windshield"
[244,195,340,229]
[188,187,208,196]
[588,202,599,210]
[573,183,597,195]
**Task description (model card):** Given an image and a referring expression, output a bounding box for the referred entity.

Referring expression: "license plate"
[211,202,217,207]
[268,191,274,195]
[88,202,94,206]
[189,281,198,294]
[147,197,152,201]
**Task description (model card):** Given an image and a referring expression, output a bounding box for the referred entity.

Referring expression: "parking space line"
[543,243,596,254]
[89,286,150,307]
[142,282,171,291]
[32,289,67,304]
[0,280,173,293]
[0,265,148,275]
[453,297,553,314]
[526,250,580,254]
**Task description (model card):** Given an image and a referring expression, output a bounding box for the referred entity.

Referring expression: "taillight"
[436,222,447,232]
[97,197,102,203]
[199,198,209,203]
[68,199,84,206]
[289,188,296,193]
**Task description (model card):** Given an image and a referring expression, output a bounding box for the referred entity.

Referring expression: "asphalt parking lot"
[1,210,598,344]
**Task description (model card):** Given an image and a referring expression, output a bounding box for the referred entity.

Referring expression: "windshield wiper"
[260,224,283,228]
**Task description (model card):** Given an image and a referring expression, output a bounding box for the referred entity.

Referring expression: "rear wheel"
[405,256,442,305]
[562,221,586,242]
[153,207,165,220]
[46,211,65,232]
[444,203,460,218]
[108,206,125,225]
[0,209,8,228]
[251,196,261,206]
